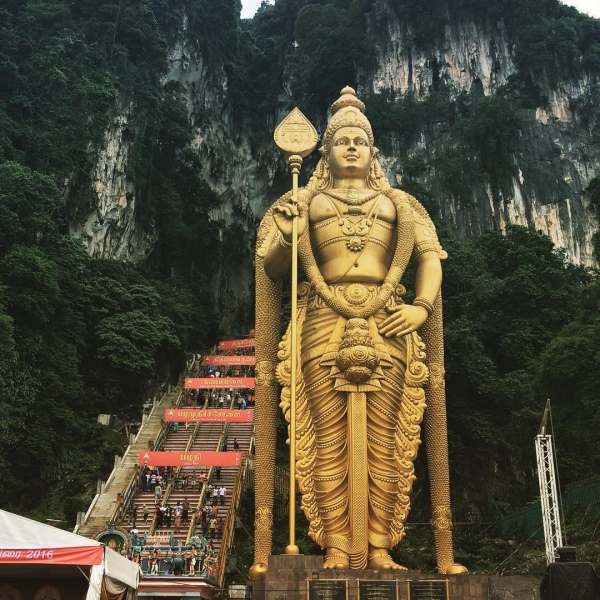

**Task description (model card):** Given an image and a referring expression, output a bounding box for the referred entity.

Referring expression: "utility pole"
[535,399,564,564]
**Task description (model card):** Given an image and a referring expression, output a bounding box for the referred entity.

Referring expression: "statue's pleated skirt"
[300,304,407,567]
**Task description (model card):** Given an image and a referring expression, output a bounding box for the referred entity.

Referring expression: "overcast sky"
[241,0,600,20]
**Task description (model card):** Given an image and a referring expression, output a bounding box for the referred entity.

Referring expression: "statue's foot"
[368,550,406,570]
[248,562,268,580]
[323,549,349,569]
[444,563,468,575]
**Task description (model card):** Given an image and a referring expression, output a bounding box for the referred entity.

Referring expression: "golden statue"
[251,87,466,577]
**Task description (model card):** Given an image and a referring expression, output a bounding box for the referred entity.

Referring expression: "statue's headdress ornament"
[309,86,386,192]
[322,86,374,151]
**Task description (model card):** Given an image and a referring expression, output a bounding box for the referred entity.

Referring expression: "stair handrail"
[183,393,216,544]
[147,424,199,535]
[108,386,186,528]
[184,396,235,543]
[109,358,206,527]
[216,453,246,587]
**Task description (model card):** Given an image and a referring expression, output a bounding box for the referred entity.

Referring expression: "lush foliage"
[1,0,600,563]
[0,0,226,522]
[440,227,591,510]
[0,160,209,518]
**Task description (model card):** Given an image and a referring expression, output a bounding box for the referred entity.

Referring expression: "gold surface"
[274,108,318,159]
[251,87,465,578]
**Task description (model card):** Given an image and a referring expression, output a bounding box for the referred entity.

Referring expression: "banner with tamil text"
[218,338,255,350]
[184,377,255,389]
[203,355,255,366]
[0,546,104,565]
[164,409,254,423]
[140,451,242,467]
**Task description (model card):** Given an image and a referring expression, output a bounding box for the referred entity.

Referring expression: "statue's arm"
[379,219,442,337]
[263,193,309,281]
[263,235,293,280]
[412,216,442,300]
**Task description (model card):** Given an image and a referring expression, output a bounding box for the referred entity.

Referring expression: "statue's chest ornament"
[325,195,381,253]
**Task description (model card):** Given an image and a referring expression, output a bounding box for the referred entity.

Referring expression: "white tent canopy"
[0,510,139,597]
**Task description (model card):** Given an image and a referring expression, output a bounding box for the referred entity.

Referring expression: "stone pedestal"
[248,555,489,600]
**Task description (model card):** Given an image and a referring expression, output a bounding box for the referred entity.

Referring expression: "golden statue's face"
[328,126,371,181]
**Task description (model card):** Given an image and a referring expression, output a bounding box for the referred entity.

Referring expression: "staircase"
[77,345,255,586]
[77,388,181,538]
[186,419,254,553]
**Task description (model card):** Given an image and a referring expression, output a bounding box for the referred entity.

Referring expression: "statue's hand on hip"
[273,200,308,243]
[379,304,429,338]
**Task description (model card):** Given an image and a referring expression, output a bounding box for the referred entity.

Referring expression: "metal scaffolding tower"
[535,400,564,565]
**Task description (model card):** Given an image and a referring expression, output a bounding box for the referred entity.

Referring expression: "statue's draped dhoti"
[278,284,428,569]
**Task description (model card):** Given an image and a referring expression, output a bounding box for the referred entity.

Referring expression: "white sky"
[240,0,600,20]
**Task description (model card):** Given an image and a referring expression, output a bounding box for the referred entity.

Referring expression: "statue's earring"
[369,152,384,190]
[315,154,333,190]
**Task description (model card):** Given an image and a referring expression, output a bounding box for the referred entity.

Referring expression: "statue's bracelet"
[413,296,434,316]
[278,232,293,249]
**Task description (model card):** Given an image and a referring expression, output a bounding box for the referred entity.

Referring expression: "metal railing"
[185,418,231,543]
[146,423,200,535]
[183,396,237,544]
[106,358,204,528]
[216,453,247,587]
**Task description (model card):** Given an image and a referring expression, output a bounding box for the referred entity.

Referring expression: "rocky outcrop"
[370,1,599,267]
[69,105,156,262]
[372,5,515,98]
[75,1,599,273]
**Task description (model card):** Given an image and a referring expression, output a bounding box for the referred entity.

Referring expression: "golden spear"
[274,108,318,553]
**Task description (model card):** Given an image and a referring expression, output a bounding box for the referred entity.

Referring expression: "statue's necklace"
[325,195,381,252]
[325,188,379,206]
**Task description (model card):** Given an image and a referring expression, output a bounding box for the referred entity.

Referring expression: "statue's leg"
[366,337,408,570]
[303,310,351,567]
[305,368,350,561]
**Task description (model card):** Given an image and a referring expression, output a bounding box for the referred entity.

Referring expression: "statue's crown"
[323,86,374,150]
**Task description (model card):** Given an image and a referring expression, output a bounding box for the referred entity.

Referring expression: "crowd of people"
[138,538,219,577]
[121,347,254,578]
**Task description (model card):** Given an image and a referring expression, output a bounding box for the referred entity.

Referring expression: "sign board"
[164,409,254,423]
[0,546,103,565]
[218,338,255,350]
[407,580,449,600]
[140,451,242,467]
[307,579,348,600]
[358,580,398,600]
[184,377,255,389]
[203,355,256,366]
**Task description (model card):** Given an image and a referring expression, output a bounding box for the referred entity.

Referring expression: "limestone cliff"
[71,0,599,285]
[69,103,157,262]
[370,1,599,267]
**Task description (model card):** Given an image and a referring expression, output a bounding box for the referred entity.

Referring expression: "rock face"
[72,1,599,275]
[370,2,599,268]
[69,104,157,262]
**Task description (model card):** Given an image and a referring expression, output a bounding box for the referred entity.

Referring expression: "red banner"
[203,355,255,366]
[0,546,103,565]
[140,451,242,467]
[165,409,254,423]
[185,377,255,389]
[218,338,255,350]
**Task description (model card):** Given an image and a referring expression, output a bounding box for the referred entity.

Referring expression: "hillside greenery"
[0,0,225,518]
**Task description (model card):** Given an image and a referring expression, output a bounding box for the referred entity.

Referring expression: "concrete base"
[248,555,490,600]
